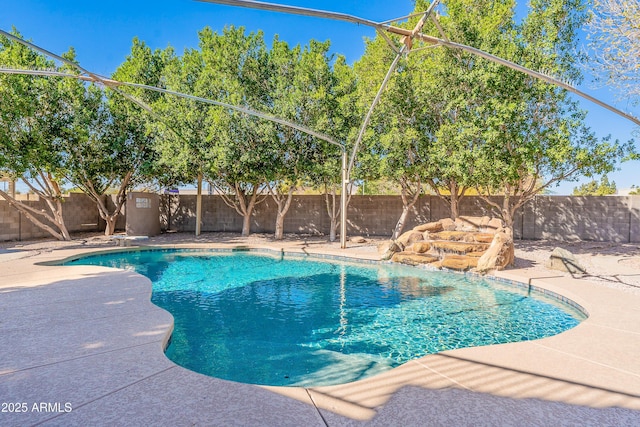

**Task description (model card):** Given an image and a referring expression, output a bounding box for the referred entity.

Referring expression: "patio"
[1,235,639,426]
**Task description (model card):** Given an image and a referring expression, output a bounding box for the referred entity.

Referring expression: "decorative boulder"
[378,240,393,254]
[413,221,443,233]
[410,242,431,253]
[476,230,514,272]
[430,241,490,254]
[467,251,487,258]
[471,233,495,243]
[379,241,404,260]
[485,218,504,231]
[545,247,587,274]
[440,218,456,231]
[479,216,492,228]
[432,231,468,241]
[392,253,439,266]
[396,230,424,247]
[387,217,515,273]
[454,216,484,231]
[441,255,478,271]
[350,236,367,244]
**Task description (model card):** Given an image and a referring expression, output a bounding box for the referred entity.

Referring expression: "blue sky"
[2,0,638,194]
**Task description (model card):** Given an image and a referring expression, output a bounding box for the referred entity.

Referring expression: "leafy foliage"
[3,1,637,241]
[572,175,617,195]
[0,30,82,240]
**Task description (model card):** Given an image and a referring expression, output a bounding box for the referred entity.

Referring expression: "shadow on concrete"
[2,250,640,426]
[305,352,640,425]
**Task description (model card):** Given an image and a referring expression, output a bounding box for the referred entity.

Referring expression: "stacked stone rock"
[381,216,514,272]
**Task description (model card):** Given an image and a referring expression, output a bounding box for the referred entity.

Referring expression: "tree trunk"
[501,192,514,229]
[392,206,411,239]
[0,189,68,240]
[94,196,124,237]
[47,177,71,240]
[329,217,338,242]
[51,198,71,241]
[270,186,294,241]
[217,182,267,238]
[324,186,340,242]
[450,182,460,220]
[241,190,259,237]
[104,217,117,236]
[77,172,131,236]
[274,212,285,240]
[450,200,460,220]
[242,214,252,237]
[1,173,72,241]
[392,178,421,239]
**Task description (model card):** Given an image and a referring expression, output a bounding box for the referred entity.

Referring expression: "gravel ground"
[513,239,640,295]
[2,231,640,295]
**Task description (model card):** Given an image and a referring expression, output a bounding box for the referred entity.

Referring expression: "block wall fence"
[0,193,123,241]
[2,193,640,243]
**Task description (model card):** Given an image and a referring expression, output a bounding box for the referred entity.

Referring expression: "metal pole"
[196,172,202,236]
[347,49,404,177]
[192,2,640,127]
[347,1,439,176]
[340,149,347,249]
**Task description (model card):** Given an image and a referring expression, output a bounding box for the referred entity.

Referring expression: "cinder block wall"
[0,198,27,241]
[161,194,640,243]
[0,196,60,241]
[630,196,640,243]
[0,193,101,241]
[63,193,103,232]
[530,196,634,242]
[3,193,640,243]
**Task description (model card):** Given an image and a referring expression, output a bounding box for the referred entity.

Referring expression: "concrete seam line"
[305,388,329,427]
[31,366,177,426]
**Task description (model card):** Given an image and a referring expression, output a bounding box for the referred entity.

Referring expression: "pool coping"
[1,242,639,426]
[57,245,591,321]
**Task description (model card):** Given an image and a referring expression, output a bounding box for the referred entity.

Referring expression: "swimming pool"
[67,249,586,387]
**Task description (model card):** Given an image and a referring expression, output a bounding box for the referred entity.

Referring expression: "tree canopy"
[0,30,88,240]
[1,0,637,241]
[573,175,617,195]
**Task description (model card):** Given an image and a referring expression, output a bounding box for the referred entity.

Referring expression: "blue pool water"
[67,249,585,386]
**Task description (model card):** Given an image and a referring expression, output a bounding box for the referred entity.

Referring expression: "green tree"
[264,38,300,240]
[359,50,430,238]
[414,0,516,220]
[572,175,617,195]
[65,85,159,236]
[308,55,359,242]
[0,30,79,240]
[200,26,272,237]
[353,32,419,238]
[471,0,635,228]
[353,0,520,234]
[266,38,340,240]
[114,38,194,188]
[102,38,185,234]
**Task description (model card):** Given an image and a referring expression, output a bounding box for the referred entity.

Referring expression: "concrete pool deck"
[1,237,639,426]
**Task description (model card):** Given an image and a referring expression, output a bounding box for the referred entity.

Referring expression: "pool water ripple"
[67,250,585,387]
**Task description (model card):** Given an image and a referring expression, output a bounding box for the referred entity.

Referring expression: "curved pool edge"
[2,242,639,425]
[52,244,591,319]
[62,245,589,389]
